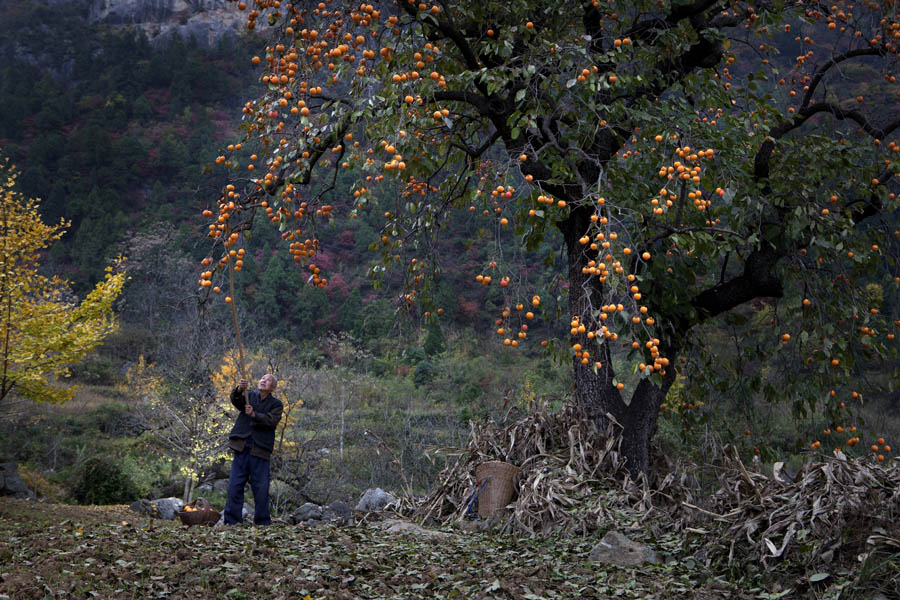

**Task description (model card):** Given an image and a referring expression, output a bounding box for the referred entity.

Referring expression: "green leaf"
[808,573,829,583]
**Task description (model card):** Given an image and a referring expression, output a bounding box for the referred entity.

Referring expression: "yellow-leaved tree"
[0,158,125,405]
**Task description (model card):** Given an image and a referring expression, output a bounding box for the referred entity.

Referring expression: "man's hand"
[245,403,255,418]
[238,378,249,391]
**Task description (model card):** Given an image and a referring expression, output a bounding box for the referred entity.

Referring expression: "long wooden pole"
[227,250,247,379]
[224,223,250,422]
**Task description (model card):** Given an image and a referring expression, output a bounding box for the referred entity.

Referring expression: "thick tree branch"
[755,104,900,181]
[397,3,482,72]
[691,244,784,323]
[430,89,492,114]
[801,47,888,109]
[624,0,722,45]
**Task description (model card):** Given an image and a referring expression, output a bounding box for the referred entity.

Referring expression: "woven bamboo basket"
[475,461,521,517]
[178,497,220,526]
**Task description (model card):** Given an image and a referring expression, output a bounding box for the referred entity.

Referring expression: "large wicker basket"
[475,461,521,517]
[177,497,220,526]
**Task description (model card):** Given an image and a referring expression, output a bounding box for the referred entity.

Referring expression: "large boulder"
[0,464,34,499]
[588,531,661,567]
[289,501,353,526]
[152,497,184,520]
[87,0,244,49]
[355,488,397,511]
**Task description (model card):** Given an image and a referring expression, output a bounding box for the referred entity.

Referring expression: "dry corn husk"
[407,399,900,570]
[412,400,645,534]
[677,447,900,568]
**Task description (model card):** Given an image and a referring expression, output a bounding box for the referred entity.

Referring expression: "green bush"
[413,359,437,387]
[68,353,120,385]
[404,346,426,365]
[90,402,146,436]
[456,381,482,404]
[69,455,139,505]
[423,322,446,356]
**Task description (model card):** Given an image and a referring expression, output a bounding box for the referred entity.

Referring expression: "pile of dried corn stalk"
[408,399,900,573]
[675,447,900,569]
[412,400,650,534]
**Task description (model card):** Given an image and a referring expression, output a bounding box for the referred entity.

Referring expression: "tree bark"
[183,473,193,504]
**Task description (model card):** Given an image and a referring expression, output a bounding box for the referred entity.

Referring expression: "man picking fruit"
[223,374,283,525]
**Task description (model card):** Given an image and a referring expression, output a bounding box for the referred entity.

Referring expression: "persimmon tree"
[202,0,900,474]
[0,158,125,406]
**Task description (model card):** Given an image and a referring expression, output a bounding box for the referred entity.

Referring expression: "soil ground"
[0,497,750,599]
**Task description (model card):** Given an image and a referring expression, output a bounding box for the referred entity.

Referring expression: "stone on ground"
[355,487,397,511]
[589,530,661,567]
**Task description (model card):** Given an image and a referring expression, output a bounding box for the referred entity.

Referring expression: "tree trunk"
[183,474,193,503]
[561,206,677,477]
[571,358,676,476]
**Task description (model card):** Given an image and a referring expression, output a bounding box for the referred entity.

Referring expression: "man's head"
[257,374,277,397]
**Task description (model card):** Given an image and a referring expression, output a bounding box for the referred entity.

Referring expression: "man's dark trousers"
[223,444,271,525]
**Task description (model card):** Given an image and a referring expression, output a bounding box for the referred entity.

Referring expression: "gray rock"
[87,0,244,49]
[458,515,504,533]
[152,497,184,520]
[0,464,33,499]
[589,531,661,567]
[326,500,351,519]
[322,501,352,525]
[291,502,323,523]
[196,483,213,494]
[129,499,161,518]
[213,479,228,493]
[355,487,397,511]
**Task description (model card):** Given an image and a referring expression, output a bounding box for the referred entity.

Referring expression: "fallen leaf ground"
[0,498,750,599]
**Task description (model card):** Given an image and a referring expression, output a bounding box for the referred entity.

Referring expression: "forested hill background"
[0,0,254,286]
[0,0,564,345]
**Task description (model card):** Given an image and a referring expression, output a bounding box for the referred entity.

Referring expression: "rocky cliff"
[88,0,244,48]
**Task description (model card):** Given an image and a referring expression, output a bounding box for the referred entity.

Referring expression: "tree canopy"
[203,0,900,474]
[0,158,125,405]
